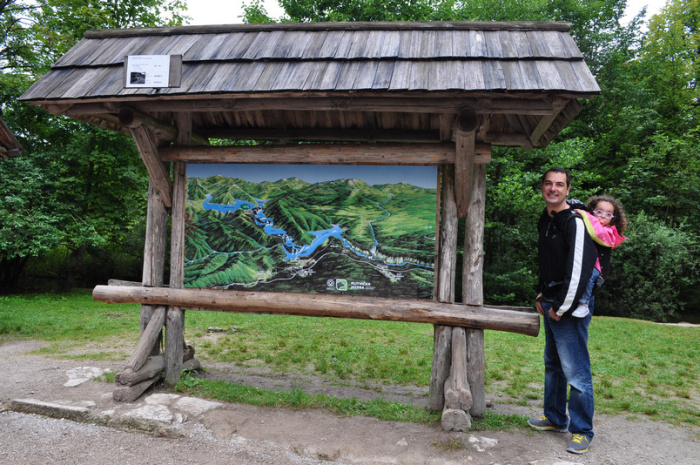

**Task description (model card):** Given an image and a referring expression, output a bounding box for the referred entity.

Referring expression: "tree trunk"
[63,244,87,291]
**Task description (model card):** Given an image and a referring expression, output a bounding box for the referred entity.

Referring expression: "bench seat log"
[93,285,539,337]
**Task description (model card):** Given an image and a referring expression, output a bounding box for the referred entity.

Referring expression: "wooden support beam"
[529,99,566,146]
[198,128,440,143]
[159,143,492,166]
[140,181,168,355]
[165,161,187,385]
[120,107,178,141]
[444,327,473,412]
[463,163,488,417]
[431,165,458,411]
[119,107,209,146]
[130,125,172,208]
[124,305,166,373]
[92,285,541,337]
[454,110,479,218]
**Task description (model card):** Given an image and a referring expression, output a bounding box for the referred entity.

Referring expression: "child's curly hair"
[586,195,627,234]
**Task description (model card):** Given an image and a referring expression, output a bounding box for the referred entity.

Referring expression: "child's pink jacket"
[580,211,626,271]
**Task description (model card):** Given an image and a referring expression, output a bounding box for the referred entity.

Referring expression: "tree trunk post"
[140,181,168,356]
[165,161,187,385]
[429,165,458,411]
[463,162,487,417]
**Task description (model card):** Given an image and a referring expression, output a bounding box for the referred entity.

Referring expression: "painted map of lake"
[184,164,436,299]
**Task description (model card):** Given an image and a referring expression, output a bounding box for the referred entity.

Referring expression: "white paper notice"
[126,55,171,87]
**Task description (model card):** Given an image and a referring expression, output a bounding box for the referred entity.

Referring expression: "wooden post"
[140,181,168,355]
[463,163,487,417]
[429,165,458,411]
[165,161,187,385]
[454,110,478,219]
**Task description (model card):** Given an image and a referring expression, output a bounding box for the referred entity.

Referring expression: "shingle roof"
[22,21,598,100]
[19,21,600,149]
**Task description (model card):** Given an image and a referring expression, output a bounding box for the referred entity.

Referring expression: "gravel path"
[1,340,698,465]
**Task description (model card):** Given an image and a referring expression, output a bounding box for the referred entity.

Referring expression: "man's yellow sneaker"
[527,416,568,433]
[567,434,592,454]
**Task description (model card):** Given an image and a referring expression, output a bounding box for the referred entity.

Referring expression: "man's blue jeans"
[542,300,595,440]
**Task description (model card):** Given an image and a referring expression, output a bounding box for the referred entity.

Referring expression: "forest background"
[1,0,698,322]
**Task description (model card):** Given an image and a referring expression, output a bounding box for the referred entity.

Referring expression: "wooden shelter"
[20,21,599,431]
[0,113,23,159]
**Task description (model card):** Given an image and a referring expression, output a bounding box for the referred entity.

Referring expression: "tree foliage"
[2,0,698,319]
[0,0,187,290]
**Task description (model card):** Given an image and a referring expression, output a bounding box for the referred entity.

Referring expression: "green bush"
[595,212,699,321]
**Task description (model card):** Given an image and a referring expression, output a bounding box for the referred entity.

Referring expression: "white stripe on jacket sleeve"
[558,217,585,314]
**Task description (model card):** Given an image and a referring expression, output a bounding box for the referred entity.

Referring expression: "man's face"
[541,172,571,211]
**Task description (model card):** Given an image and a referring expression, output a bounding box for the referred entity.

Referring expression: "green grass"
[1,291,698,428]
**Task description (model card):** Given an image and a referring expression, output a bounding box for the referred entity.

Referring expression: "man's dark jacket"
[537,207,598,317]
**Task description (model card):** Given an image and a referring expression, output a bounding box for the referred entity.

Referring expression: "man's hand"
[548,308,562,321]
[536,298,545,316]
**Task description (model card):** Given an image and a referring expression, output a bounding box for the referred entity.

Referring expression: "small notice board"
[124,55,182,88]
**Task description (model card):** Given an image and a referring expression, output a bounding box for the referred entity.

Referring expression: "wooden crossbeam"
[92,285,540,337]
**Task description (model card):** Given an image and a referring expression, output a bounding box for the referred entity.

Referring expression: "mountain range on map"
[184,175,436,299]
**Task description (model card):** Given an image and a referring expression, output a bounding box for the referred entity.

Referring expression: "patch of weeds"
[433,438,469,451]
[470,412,529,432]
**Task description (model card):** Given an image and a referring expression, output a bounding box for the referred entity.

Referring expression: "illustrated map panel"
[185,164,437,299]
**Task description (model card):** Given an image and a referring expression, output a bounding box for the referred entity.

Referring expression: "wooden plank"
[255,30,287,58]
[281,31,313,58]
[452,30,469,57]
[498,30,518,58]
[559,32,584,58]
[379,30,401,57]
[301,30,329,58]
[364,30,383,59]
[318,30,345,58]
[224,32,257,59]
[159,142,483,165]
[336,61,362,89]
[571,61,600,92]
[463,61,485,90]
[347,31,369,58]
[435,30,453,57]
[162,34,200,57]
[469,30,487,57]
[333,31,355,58]
[241,31,271,59]
[93,285,541,336]
[483,30,503,58]
[397,30,414,58]
[353,61,379,90]
[233,62,267,92]
[318,61,344,90]
[84,22,574,40]
[371,61,395,89]
[535,60,566,91]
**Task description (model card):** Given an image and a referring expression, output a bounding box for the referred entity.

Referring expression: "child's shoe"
[572,303,589,318]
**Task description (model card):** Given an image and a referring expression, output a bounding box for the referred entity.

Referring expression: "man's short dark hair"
[541,167,571,186]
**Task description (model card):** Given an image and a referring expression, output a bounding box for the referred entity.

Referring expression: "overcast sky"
[185,0,669,26]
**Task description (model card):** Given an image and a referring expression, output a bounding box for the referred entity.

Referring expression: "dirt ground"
[1,339,698,465]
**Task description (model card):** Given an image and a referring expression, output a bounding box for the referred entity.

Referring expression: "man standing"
[529,167,598,455]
